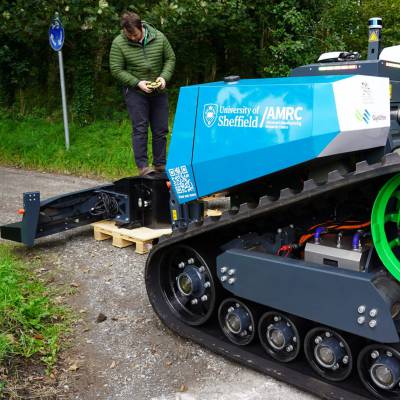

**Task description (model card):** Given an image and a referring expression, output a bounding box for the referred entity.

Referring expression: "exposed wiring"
[90,192,120,218]
[277,244,298,257]
[299,220,371,247]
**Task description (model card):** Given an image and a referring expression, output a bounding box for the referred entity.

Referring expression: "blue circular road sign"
[49,15,64,51]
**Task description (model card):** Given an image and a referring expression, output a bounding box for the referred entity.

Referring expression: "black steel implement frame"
[0,174,171,246]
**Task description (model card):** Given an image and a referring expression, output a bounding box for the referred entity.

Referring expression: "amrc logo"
[203,104,218,127]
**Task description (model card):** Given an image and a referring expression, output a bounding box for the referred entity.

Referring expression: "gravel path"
[0,167,317,400]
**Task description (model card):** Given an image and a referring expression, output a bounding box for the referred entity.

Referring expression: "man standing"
[110,12,175,175]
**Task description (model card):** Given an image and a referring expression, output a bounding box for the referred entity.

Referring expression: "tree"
[0,0,399,118]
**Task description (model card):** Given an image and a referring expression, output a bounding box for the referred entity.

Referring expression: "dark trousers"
[124,88,169,169]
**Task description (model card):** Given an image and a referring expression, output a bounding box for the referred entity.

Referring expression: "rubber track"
[146,152,400,400]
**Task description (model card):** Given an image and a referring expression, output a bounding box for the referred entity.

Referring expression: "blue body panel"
[166,86,199,201]
[167,76,350,204]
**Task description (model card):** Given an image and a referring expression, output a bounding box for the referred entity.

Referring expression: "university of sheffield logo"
[203,104,218,128]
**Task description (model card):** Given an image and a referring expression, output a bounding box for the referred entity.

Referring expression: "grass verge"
[0,244,69,379]
[0,114,137,180]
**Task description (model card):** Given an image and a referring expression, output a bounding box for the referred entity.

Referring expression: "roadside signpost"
[49,13,70,150]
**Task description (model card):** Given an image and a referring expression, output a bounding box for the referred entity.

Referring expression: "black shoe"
[139,166,156,176]
[153,165,166,173]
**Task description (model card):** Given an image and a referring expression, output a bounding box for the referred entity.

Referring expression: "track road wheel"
[372,174,400,282]
[159,244,217,326]
[218,298,256,345]
[358,344,400,399]
[304,327,353,381]
[258,311,301,362]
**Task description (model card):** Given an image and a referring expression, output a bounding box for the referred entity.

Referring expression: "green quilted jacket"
[109,22,176,89]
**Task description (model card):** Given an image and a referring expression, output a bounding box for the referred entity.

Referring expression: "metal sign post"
[49,13,70,150]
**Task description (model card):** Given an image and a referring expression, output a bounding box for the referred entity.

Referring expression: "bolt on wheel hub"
[358,344,400,396]
[314,336,345,370]
[160,245,216,326]
[258,312,301,362]
[218,298,255,345]
[305,327,352,381]
[176,266,205,297]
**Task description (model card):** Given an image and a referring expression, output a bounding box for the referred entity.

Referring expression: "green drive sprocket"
[371,174,400,282]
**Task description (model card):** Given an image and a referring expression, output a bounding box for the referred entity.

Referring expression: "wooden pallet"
[205,209,222,217]
[91,220,172,254]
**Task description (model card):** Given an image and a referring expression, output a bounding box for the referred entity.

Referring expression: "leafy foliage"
[0,1,399,118]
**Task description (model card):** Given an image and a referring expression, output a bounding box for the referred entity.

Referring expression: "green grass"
[0,244,69,371]
[0,115,139,179]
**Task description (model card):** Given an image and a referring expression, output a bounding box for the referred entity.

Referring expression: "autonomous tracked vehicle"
[4,17,400,400]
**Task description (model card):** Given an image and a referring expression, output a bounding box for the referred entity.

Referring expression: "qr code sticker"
[168,166,195,194]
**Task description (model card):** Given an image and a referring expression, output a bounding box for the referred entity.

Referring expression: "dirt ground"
[0,166,317,400]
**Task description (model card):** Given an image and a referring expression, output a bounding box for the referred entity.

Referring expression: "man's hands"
[156,77,166,89]
[137,77,166,93]
[138,81,153,93]
[137,76,167,93]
